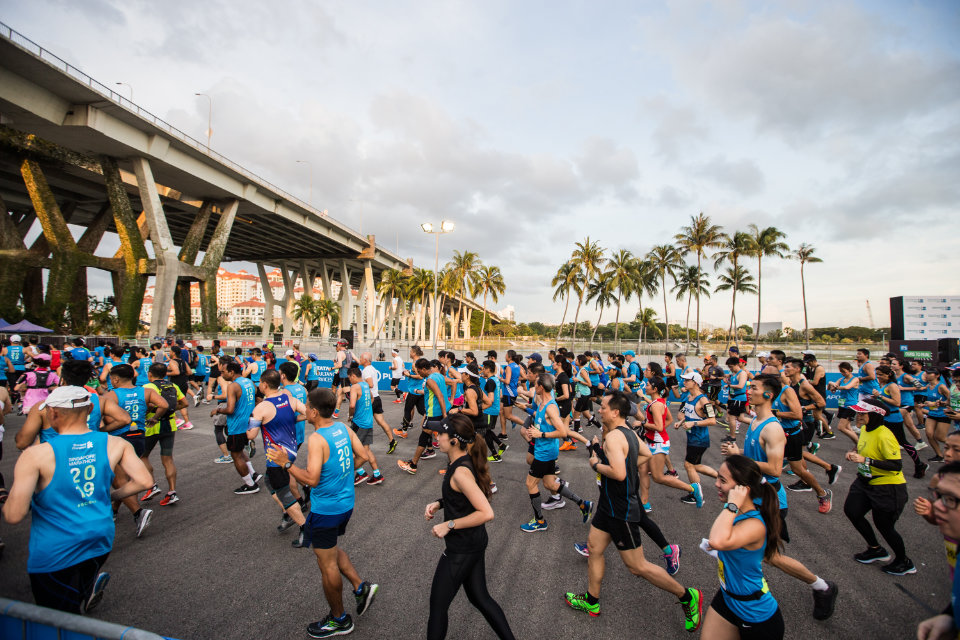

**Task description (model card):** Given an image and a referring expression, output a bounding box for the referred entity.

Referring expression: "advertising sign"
[894,296,960,340]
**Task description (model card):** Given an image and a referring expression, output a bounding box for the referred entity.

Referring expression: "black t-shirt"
[442,455,488,553]
[555,372,573,408]
[706,365,724,387]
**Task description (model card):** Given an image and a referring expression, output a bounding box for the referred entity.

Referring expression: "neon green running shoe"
[680,587,703,632]
[565,592,600,617]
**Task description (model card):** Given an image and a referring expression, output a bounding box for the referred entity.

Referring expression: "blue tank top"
[285,383,308,444]
[352,381,373,429]
[858,362,880,396]
[312,422,354,515]
[306,361,321,381]
[195,354,209,376]
[8,345,25,370]
[87,393,102,431]
[773,388,801,435]
[837,376,859,408]
[627,362,643,392]
[262,395,298,467]
[674,366,691,404]
[533,397,561,461]
[743,417,787,509]
[38,427,58,443]
[251,360,266,383]
[227,377,256,435]
[71,347,92,362]
[880,383,903,422]
[113,386,145,436]
[717,508,778,623]
[587,362,600,386]
[483,375,502,416]
[897,374,915,406]
[726,371,748,401]
[506,362,521,397]
[683,393,710,447]
[929,381,949,418]
[407,367,425,392]
[425,372,448,417]
[28,431,115,573]
[136,357,152,386]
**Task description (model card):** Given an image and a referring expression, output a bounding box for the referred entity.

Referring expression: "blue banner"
[313,360,401,392]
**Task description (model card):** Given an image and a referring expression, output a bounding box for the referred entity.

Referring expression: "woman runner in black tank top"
[424,414,515,640]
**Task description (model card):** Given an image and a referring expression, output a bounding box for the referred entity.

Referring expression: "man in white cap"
[676,370,717,507]
[2,386,152,614]
[389,348,404,403]
[283,349,301,381]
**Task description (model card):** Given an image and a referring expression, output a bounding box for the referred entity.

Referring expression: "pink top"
[21,369,59,413]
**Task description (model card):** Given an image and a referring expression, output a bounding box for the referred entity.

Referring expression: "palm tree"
[407,268,433,343]
[713,232,754,341]
[635,307,662,342]
[551,261,579,348]
[445,250,481,339]
[714,265,757,347]
[292,293,317,337]
[375,268,406,341]
[746,224,789,353]
[587,274,615,342]
[604,249,637,345]
[569,237,605,345]
[314,298,340,337]
[634,258,659,350]
[675,213,726,354]
[671,265,711,350]
[793,243,823,349]
[645,244,684,346]
[475,264,505,342]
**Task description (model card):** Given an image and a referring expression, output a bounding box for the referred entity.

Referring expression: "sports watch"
[283,461,293,470]
[723,502,739,514]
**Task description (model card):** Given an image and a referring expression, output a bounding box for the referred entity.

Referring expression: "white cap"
[10,334,20,342]
[285,349,295,356]
[680,370,704,385]
[392,348,399,354]
[757,351,770,358]
[458,366,479,378]
[800,350,815,356]
[40,386,92,410]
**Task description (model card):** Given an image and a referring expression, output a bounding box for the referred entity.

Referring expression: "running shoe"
[487,453,502,463]
[437,469,446,476]
[202,398,211,405]
[500,433,508,439]
[881,557,917,576]
[234,483,260,495]
[827,464,842,485]
[564,592,600,617]
[854,546,890,564]
[82,572,110,614]
[308,613,354,638]
[387,439,397,454]
[420,449,437,460]
[812,581,838,620]
[491,482,498,494]
[520,518,548,533]
[784,468,796,476]
[559,440,577,451]
[817,489,832,514]
[354,472,368,486]
[291,526,308,548]
[397,459,417,475]
[251,472,263,484]
[355,581,379,615]
[663,544,681,576]
[691,482,704,508]
[579,500,594,524]
[278,513,295,532]
[192,394,200,407]
[665,469,679,477]
[135,509,153,538]
[175,418,185,427]
[140,484,162,502]
[680,587,703,632]
[680,493,697,505]
[643,503,653,513]
[159,492,179,506]
[393,428,408,438]
[914,440,929,451]
[787,480,812,492]
[819,431,836,440]
[181,421,194,430]
[392,398,403,404]
[214,455,233,464]
[915,462,930,479]
[930,455,945,463]
[542,495,566,510]
[498,444,509,456]
[367,474,384,486]
[574,542,590,557]
[246,441,256,458]
[806,441,820,455]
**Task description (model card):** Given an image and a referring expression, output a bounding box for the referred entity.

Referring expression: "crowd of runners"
[1,332,960,638]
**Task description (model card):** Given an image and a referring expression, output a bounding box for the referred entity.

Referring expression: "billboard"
[890,296,960,340]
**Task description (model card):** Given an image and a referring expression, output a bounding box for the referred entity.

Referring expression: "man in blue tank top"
[722,374,840,620]
[398,359,449,475]
[348,366,384,486]
[677,370,717,508]
[2,386,152,614]
[266,387,379,638]
[214,361,262,495]
[248,370,309,545]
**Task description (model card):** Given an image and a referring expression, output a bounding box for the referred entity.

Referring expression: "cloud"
[574,137,640,198]
[695,156,766,197]
[643,96,710,161]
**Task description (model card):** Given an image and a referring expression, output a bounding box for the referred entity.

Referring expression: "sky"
[4,0,959,330]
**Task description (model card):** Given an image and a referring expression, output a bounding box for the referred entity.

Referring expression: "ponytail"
[724,455,783,560]
[446,413,493,498]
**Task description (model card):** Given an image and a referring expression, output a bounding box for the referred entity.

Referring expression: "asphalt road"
[0,396,951,639]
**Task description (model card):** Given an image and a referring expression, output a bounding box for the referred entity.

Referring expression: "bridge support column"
[0,196,30,320]
[299,261,316,340]
[71,203,112,333]
[257,262,276,341]
[132,156,179,336]
[199,199,239,333]
[174,201,213,334]
[339,260,353,341]
[280,262,302,343]
[363,260,376,343]
[102,156,148,336]
[463,307,472,339]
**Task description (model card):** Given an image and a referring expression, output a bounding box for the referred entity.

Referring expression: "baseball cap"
[800,350,815,356]
[40,386,92,410]
[850,397,889,416]
[680,370,704,385]
[308,353,318,360]
[527,353,542,363]
[10,334,20,342]
[757,351,770,358]
[437,417,474,443]
[728,346,739,353]
[34,353,51,362]
[285,349,295,356]
[486,350,497,358]
[624,350,635,357]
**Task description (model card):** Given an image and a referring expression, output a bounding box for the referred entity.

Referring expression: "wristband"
[590,461,599,472]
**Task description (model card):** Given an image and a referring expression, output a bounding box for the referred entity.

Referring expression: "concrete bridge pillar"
[173,200,213,334]
[132,156,178,336]
[339,260,354,342]
[199,199,239,333]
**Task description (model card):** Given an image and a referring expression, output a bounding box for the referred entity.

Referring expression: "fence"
[0,597,173,640]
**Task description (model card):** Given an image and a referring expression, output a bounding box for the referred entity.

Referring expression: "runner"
[676,370,717,507]
[889,357,927,450]
[873,364,927,478]
[424,413,515,640]
[520,373,593,532]
[572,354,598,431]
[701,455,785,639]
[564,391,703,632]
[499,350,520,437]
[347,366,384,486]
[843,397,916,575]
[188,345,210,406]
[915,461,960,640]
[139,363,186,506]
[801,352,835,439]
[15,354,57,414]
[480,360,508,462]
[827,362,861,445]
[266,387,379,638]
[398,359,448,475]
[390,348,404,402]
[638,377,698,508]
[305,353,321,392]
[167,346,193,429]
[359,352,397,454]
[724,357,749,438]
[333,340,351,411]
[213,360,262,495]
[2,386,152,613]
[247,369,310,546]
[395,346,425,438]
[279,361,310,450]
[924,368,952,463]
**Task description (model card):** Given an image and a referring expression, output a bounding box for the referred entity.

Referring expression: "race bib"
[838,398,845,408]
[857,462,872,478]
[717,559,726,590]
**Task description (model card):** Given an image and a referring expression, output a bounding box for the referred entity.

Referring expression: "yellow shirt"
[144,380,183,437]
[856,425,904,485]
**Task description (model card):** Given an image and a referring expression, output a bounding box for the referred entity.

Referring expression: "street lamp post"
[195,93,212,149]
[421,220,455,353]
[296,160,312,205]
[114,82,133,102]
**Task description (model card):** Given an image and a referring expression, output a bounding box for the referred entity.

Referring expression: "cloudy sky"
[6,1,959,330]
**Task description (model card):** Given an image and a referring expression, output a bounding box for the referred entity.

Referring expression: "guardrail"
[0,597,174,640]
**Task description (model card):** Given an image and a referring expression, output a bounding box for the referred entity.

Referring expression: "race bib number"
[717,559,726,590]
[838,398,845,408]
[857,462,872,478]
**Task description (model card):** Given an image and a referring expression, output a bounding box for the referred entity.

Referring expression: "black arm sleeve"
[868,458,902,472]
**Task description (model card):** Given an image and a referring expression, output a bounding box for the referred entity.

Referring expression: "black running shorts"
[306,510,352,550]
[528,458,558,479]
[591,509,642,551]
[226,433,248,453]
[684,445,708,465]
[727,400,747,417]
[709,589,784,640]
[784,431,803,462]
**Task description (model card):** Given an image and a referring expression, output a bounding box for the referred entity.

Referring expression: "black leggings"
[403,393,425,425]
[428,550,515,640]
[306,380,318,392]
[884,420,922,472]
[639,510,669,550]
[29,552,110,613]
[843,480,907,561]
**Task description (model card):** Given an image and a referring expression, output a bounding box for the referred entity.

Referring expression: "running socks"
[241,473,254,487]
[584,592,599,605]
[530,493,543,519]
[810,577,829,591]
[246,461,255,476]
[557,480,583,505]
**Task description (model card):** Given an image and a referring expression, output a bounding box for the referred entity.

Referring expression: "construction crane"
[866,299,875,330]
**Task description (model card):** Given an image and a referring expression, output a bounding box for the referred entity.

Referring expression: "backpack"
[344,351,355,369]
[153,379,180,432]
[29,370,52,389]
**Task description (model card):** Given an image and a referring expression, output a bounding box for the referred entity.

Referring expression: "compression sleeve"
[866,457,902,472]
[248,418,263,430]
